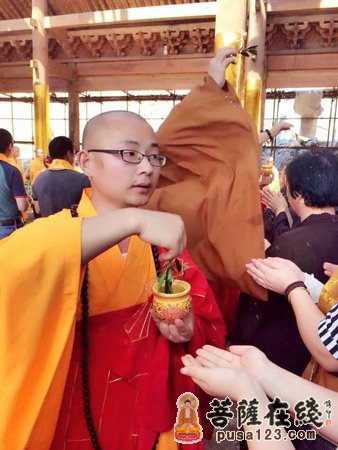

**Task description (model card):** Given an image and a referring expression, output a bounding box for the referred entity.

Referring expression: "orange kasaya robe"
[29,157,44,184]
[148,76,266,302]
[8,156,25,181]
[0,189,225,450]
[0,213,82,450]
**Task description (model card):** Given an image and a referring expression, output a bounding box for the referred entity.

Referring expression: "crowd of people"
[0,46,337,450]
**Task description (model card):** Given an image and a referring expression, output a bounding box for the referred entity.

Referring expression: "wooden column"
[214,0,248,99]
[32,0,50,154]
[244,0,267,130]
[68,65,80,150]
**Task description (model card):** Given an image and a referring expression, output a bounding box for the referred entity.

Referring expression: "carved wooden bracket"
[316,20,338,47]
[133,32,159,56]
[281,22,312,49]
[48,38,59,60]
[161,30,188,55]
[190,28,214,53]
[265,23,278,49]
[54,35,82,58]
[106,32,132,56]
[0,42,13,62]
[79,34,106,58]
[10,39,32,60]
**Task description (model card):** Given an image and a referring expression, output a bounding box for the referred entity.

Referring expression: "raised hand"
[135,209,186,261]
[208,47,237,88]
[270,121,293,137]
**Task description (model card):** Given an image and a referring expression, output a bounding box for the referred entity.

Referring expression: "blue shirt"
[0,160,27,219]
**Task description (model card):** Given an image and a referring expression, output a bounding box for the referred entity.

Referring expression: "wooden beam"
[75,56,210,77]
[0,18,33,35]
[44,2,217,29]
[48,61,73,80]
[268,13,338,25]
[0,63,30,78]
[267,0,338,14]
[0,78,68,92]
[268,53,338,71]
[77,73,205,91]
[267,69,338,88]
[0,33,31,42]
[67,21,214,38]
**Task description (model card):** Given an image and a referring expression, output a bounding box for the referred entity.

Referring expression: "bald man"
[8,145,25,180]
[1,102,224,448]
[27,147,44,184]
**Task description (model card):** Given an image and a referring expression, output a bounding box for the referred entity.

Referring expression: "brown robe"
[149,76,266,300]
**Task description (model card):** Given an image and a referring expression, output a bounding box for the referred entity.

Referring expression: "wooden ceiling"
[0,1,338,91]
[0,0,213,20]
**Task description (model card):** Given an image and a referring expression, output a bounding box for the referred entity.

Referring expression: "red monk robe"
[148,76,266,312]
[0,190,224,450]
[50,190,225,450]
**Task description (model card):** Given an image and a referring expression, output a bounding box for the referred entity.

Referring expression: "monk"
[0,59,227,449]
[8,145,25,180]
[147,48,266,333]
[148,47,266,302]
[27,147,44,183]
[0,196,187,449]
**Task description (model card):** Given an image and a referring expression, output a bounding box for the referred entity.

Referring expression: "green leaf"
[157,261,170,290]
[239,45,258,57]
[165,267,173,294]
[157,270,166,290]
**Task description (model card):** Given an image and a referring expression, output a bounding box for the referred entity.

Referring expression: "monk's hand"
[134,209,186,260]
[150,309,194,343]
[208,46,237,88]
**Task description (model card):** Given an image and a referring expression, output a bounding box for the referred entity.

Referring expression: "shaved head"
[82,111,149,150]
[78,109,160,212]
[11,145,21,158]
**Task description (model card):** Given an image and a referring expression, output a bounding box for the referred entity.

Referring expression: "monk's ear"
[78,150,92,177]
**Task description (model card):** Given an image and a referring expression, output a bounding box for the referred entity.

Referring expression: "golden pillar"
[243,0,267,130]
[244,71,262,127]
[69,64,80,150]
[215,0,248,100]
[32,0,50,154]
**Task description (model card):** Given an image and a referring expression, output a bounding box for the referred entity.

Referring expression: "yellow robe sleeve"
[0,213,82,449]
[149,76,266,300]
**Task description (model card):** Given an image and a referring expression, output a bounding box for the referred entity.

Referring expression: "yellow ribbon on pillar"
[33,82,50,155]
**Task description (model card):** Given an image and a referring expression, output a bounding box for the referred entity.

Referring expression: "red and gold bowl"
[152,280,191,324]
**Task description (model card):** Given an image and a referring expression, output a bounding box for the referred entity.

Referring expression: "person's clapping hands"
[260,188,288,216]
[246,257,304,294]
[180,345,269,400]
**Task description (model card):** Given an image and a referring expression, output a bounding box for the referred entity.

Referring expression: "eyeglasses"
[87,149,167,167]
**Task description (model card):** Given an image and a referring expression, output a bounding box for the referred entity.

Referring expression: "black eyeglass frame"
[87,149,167,167]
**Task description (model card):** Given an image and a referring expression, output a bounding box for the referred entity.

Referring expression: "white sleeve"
[304,272,324,304]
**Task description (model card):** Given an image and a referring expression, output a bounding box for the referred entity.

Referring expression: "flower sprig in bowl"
[156,258,183,294]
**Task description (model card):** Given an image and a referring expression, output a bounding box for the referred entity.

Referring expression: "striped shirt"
[318,303,338,359]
